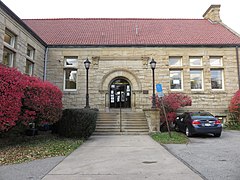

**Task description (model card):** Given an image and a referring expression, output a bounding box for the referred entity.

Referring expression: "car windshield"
[190,112,215,119]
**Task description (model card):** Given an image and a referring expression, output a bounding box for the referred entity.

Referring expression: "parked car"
[174,111,222,137]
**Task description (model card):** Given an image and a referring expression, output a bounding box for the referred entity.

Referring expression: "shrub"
[0,66,25,132]
[55,108,98,139]
[0,65,62,133]
[20,76,63,126]
[229,90,240,123]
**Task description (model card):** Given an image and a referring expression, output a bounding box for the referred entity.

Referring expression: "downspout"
[43,46,48,81]
[236,46,240,89]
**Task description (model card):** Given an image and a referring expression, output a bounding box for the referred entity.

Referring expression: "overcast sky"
[2,0,240,34]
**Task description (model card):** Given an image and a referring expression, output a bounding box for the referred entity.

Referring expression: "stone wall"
[0,8,45,78]
[46,46,239,116]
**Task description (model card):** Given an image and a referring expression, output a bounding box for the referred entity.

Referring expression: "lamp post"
[84,58,91,108]
[150,58,156,108]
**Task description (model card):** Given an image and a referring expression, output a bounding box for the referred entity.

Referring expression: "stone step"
[95,111,149,135]
[93,131,149,135]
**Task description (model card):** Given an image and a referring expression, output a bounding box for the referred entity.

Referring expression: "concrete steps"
[94,111,149,135]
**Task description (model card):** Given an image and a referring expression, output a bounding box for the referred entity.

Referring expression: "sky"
[2,0,240,34]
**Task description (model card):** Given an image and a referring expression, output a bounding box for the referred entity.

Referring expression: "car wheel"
[185,127,192,137]
[214,133,221,137]
[174,124,180,132]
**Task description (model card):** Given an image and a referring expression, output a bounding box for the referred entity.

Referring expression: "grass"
[223,121,240,131]
[151,131,189,144]
[0,132,83,165]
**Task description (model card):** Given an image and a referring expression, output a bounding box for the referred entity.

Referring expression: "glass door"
[110,78,131,108]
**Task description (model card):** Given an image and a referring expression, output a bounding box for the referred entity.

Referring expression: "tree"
[156,93,192,131]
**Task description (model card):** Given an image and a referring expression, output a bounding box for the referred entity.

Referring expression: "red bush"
[0,65,62,132]
[0,66,25,131]
[20,77,62,126]
[229,90,240,122]
[156,93,192,123]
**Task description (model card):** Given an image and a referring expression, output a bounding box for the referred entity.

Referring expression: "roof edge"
[22,17,205,21]
[0,1,47,46]
[220,22,240,38]
[47,44,240,48]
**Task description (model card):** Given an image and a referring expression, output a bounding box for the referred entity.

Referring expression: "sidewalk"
[42,135,203,180]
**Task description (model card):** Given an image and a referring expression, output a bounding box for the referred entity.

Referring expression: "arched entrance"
[109,78,131,108]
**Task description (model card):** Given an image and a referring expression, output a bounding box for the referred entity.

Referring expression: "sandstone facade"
[46,47,239,117]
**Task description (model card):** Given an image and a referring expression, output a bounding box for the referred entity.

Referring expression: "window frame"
[27,45,35,59]
[4,29,16,48]
[169,56,182,67]
[189,56,202,66]
[25,59,34,76]
[210,69,224,90]
[190,69,204,91]
[169,69,183,91]
[63,56,78,91]
[210,56,223,67]
[2,47,15,67]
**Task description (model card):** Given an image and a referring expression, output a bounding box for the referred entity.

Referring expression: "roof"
[22,18,240,47]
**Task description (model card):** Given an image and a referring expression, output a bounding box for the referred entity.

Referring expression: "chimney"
[203,5,222,23]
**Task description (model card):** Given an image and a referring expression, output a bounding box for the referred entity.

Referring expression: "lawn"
[0,132,83,165]
[151,131,189,144]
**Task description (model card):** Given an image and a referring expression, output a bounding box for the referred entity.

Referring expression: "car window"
[190,112,215,119]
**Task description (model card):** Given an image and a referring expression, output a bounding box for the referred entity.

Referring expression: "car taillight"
[192,120,201,125]
[215,120,221,125]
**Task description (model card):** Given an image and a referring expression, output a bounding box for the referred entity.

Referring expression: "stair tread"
[96,111,149,134]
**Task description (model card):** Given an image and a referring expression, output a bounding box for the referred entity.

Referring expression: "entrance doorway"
[110,78,131,108]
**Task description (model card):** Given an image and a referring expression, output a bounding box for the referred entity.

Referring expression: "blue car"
[174,111,222,137]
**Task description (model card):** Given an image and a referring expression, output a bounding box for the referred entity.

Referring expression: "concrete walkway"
[42,135,203,180]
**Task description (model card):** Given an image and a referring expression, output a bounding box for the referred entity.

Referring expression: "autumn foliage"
[229,90,240,122]
[0,65,62,132]
[156,93,192,124]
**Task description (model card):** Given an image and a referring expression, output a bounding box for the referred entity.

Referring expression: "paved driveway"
[43,135,202,180]
[165,130,240,180]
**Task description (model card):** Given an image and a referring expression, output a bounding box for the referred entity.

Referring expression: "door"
[110,78,131,108]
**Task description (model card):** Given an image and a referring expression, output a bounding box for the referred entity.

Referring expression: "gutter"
[43,47,48,81]
[237,46,240,89]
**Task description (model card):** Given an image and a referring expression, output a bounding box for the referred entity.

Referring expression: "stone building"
[1,2,240,126]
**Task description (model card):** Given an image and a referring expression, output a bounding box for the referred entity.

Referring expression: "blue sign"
[156,84,164,97]
[156,84,162,92]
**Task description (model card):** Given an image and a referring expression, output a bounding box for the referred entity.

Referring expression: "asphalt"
[165,130,240,180]
[0,135,203,180]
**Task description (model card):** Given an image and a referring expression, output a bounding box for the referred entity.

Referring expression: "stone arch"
[100,68,142,91]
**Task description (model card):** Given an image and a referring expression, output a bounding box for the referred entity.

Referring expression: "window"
[210,56,224,90]
[64,58,78,67]
[190,57,202,66]
[211,70,223,90]
[4,29,16,47]
[210,56,222,66]
[25,45,35,75]
[64,57,78,91]
[3,48,14,67]
[25,60,34,76]
[64,69,77,90]
[170,70,182,90]
[190,70,203,90]
[169,56,182,66]
[27,45,35,59]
